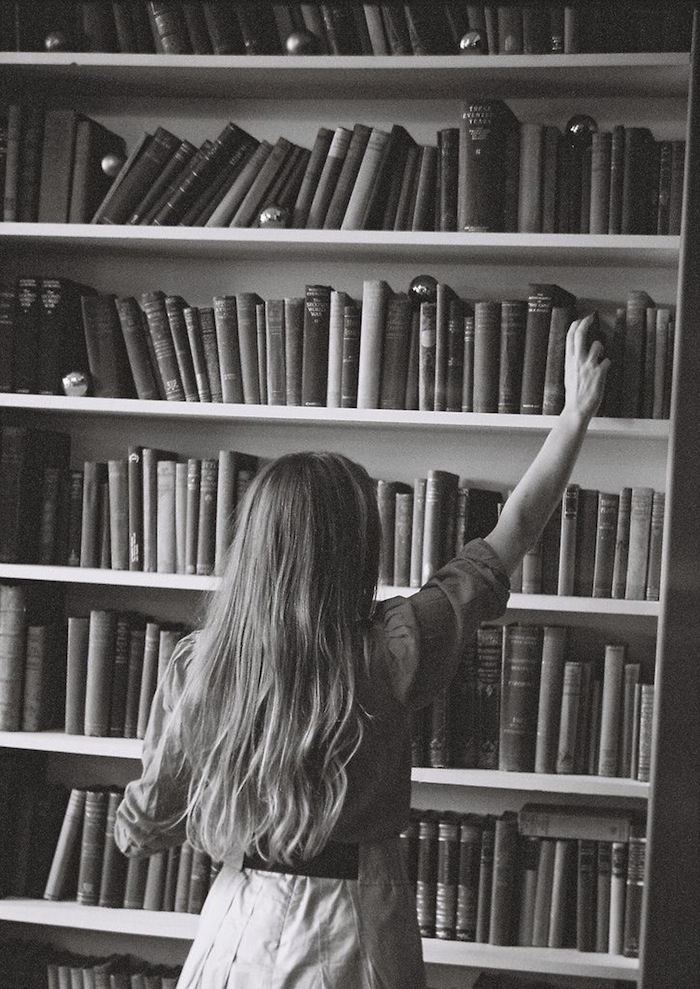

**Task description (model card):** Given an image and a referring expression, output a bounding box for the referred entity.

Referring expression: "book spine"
[597,644,625,776]
[44,787,86,902]
[196,458,218,575]
[301,284,332,406]
[435,815,459,940]
[498,624,544,772]
[557,484,579,595]
[624,486,654,600]
[416,815,439,937]
[555,660,582,774]
[199,308,224,402]
[488,811,518,945]
[84,610,117,737]
[473,300,501,413]
[357,280,390,409]
[98,789,127,908]
[76,789,109,905]
[497,299,527,414]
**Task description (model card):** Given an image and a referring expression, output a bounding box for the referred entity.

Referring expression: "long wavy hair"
[172,451,381,865]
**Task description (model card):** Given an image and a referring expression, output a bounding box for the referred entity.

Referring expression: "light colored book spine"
[597,644,626,776]
[356,279,391,408]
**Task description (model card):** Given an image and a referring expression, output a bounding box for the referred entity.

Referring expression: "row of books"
[414,624,654,780]
[40,786,221,913]
[0,2,692,56]
[1,96,685,238]
[0,425,260,571]
[2,939,181,989]
[3,274,673,424]
[401,805,645,956]
[0,585,189,738]
[0,423,666,605]
[383,476,664,602]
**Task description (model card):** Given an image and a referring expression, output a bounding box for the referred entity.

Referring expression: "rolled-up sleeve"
[378,538,510,710]
[114,635,195,857]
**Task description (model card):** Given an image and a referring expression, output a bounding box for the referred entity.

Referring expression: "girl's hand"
[563,313,610,424]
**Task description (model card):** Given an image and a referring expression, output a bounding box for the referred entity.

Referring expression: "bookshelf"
[2,38,700,989]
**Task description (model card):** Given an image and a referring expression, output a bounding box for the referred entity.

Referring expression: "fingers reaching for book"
[564,315,610,423]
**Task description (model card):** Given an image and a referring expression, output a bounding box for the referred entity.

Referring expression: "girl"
[115,315,609,988]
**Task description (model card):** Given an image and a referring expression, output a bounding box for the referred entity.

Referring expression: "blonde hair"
[173,451,380,864]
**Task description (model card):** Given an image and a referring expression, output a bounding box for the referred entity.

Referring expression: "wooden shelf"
[0,564,661,616]
[412,767,649,798]
[0,223,681,267]
[0,899,640,978]
[0,393,671,439]
[0,51,688,100]
[0,733,649,801]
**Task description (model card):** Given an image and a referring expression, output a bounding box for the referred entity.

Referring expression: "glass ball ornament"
[408,274,438,307]
[259,205,290,229]
[62,371,91,397]
[565,114,598,149]
[101,153,126,178]
[459,30,485,54]
[44,30,70,52]
[285,29,322,55]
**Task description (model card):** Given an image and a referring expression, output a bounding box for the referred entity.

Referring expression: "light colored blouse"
[115,537,510,859]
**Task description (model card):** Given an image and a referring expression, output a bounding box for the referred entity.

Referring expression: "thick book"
[81,293,135,399]
[488,812,519,946]
[592,491,620,598]
[301,284,332,407]
[597,643,626,776]
[163,295,199,402]
[498,624,544,773]
[356,279,392,409]
[322,123,371,229]
[0,583,27,731]
[555,660,583,774]
[38,108,79,223]
[43,787,86,901]
[497,299,527,415]
[434,814,459,939]
[212,295,244,404]
[475,817,496,942]
[624,486,654,600]
[76,788,109,906]
[416,814,439,937]
[115,296,161,401]
[37,277,91,396]
[520,284,575,415]
[476,625,502,770]
[533,625,568,774]
[83,610,117,737]
[557,484,579,596]
[541,303,576,416]
[573,488,599,597]
[65,616,89,735]
[235,293,263,404]
[378,292,412,410]
[458,99,519,232]
[519,803,634,842]
[341,126,390,231]
[472,300,501,414]
[140,291,186,401]
[305,126,352,229]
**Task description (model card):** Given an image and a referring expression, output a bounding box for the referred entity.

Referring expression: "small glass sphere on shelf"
[285,29,322,55]
[565,114,598,148]
[62,371,91,397]
[44,30,71,52]
[259,205,290,228]
[459,30,486,54]
[408,274,438,307]
[101,153,126,178]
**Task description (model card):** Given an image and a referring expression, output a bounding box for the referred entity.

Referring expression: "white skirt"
[176,837,426,989]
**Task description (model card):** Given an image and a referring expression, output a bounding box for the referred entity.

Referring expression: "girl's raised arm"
[484,314,610,575]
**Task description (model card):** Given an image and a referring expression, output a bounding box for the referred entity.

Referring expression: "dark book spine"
[435,815,460,940]
[84,610,117,737]
[473,300,501,413]
[497,299,527,414]
[115,297,160,401]
[199,307,224,402]
[76,788,109,905]
[416,814,439,938]
[301,284,332,406]
[98,789,127,907]
[498,624,544,772]
[488,811,519,945]
[284,297,304,406]
[196,458,218,575]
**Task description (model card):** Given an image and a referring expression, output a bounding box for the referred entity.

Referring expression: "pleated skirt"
[176,837,426,989]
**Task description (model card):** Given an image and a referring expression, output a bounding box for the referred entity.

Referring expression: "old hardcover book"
[458,99,519,232]
[533,625,568,774]
[365,124,416,230]
[520,284,575,415]
[555,660,582,774]
[622,827,646,958]
[624,486,654,600]
[38,108,79,223]
[475,817,496,942]
[519,803,633,842]
[557,484,579,596]
[597,643,625,776]
[115,296,161,401]
[123,622,146,739]
[76,788,109,906]
[611,486,632,598]
[65,616,89,735]
[196,458,218,575]
[498,624,544,772]
[107,459,129,571]
[488,812,519,945]
[233,293,262,404]
[592,491,620,598]
[301,284,332,407]
[305,126,352,229]
[476,625,502,770]
[284,296,304,405]
[541,303,576,416]
[198,307,224,402]
[81,293,135,399]
[378,292,412,410]
[79,460,106,569]
[573,488,599,597]
[291,126,333,228]
[97,127,181,224]
[136,621,161,739]
[182,307,212,402]
[496,299,527,415]
[356,279,391,409]
[43,787,86,902]
[0,584,27,731]
[645,489,664,601]
[83,610,117,737]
